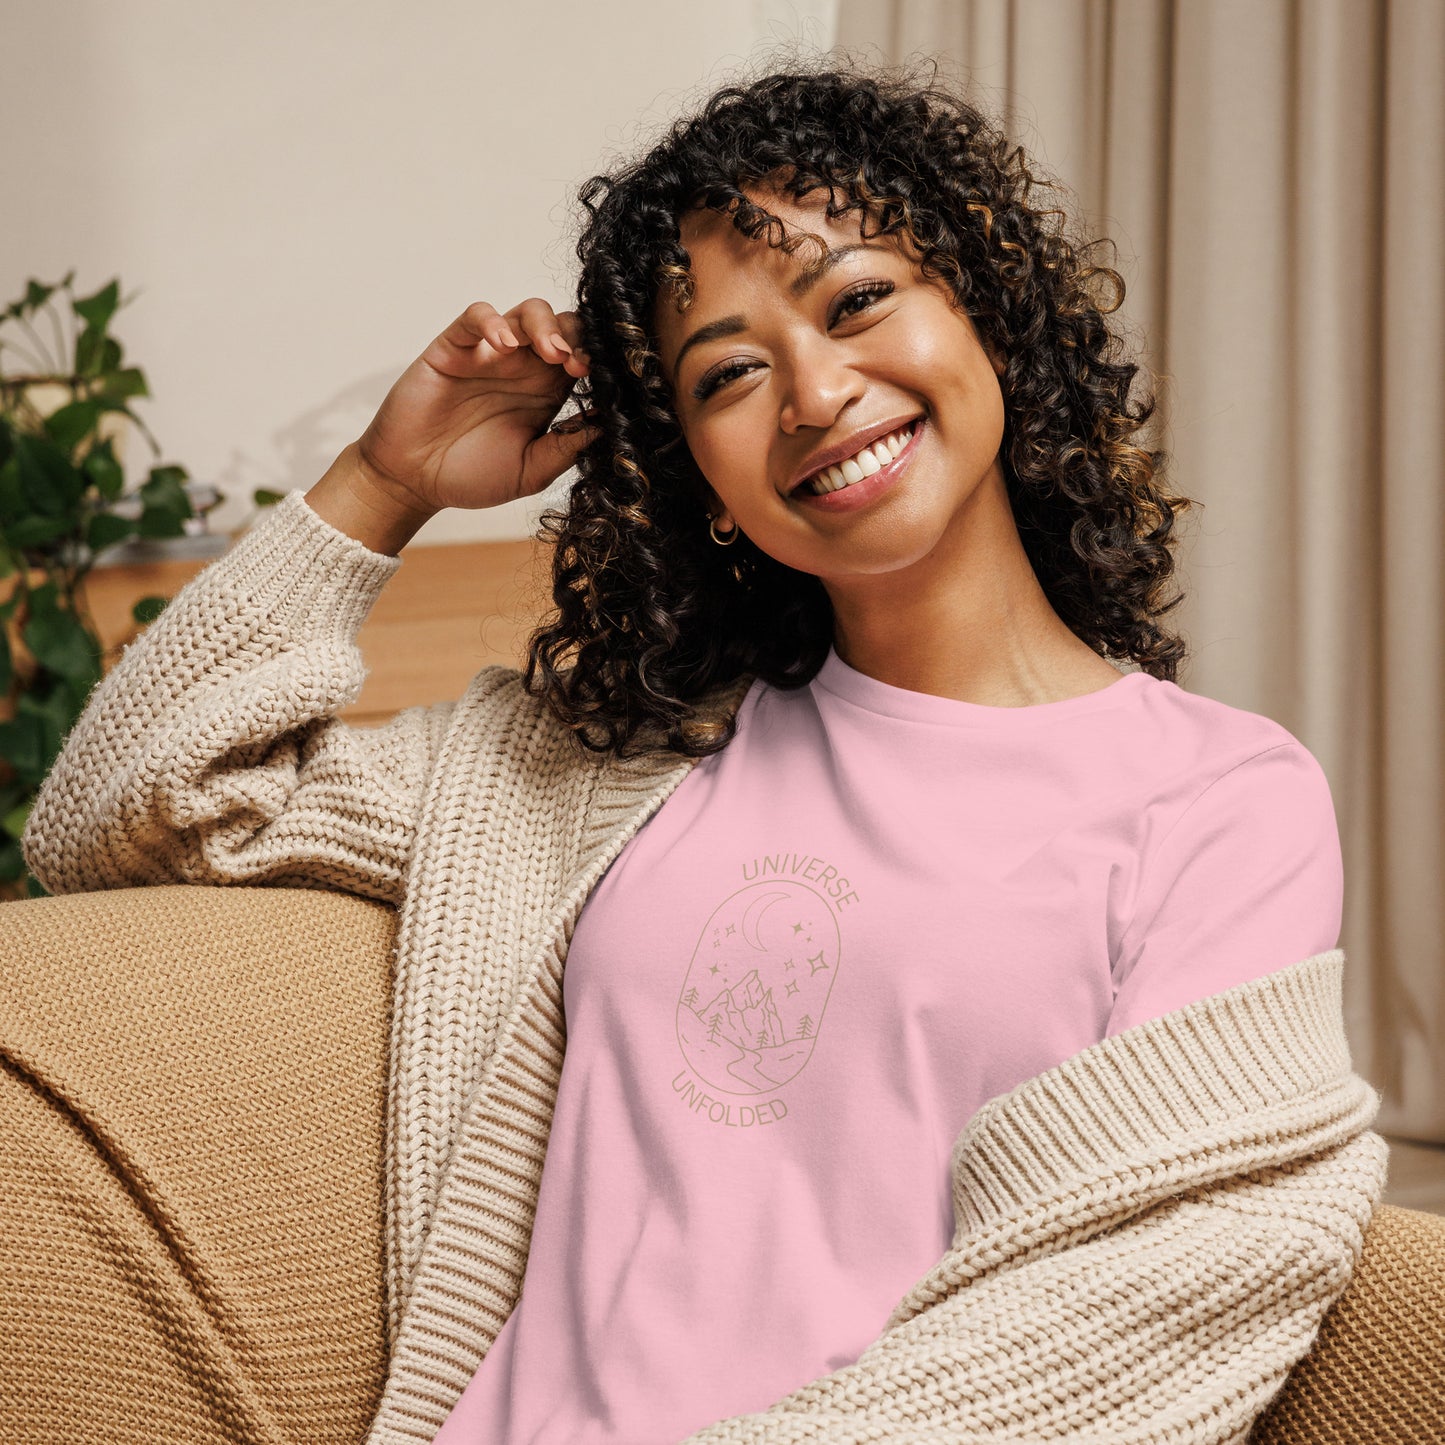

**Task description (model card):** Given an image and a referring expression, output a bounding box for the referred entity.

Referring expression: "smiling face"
[651,181,1011,588]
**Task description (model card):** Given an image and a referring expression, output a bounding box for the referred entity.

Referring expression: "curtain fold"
[834,0,1444,1140]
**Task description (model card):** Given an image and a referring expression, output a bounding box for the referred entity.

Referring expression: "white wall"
[0,0,839,544]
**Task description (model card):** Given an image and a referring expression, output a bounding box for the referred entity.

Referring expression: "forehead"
[678,185,870,263]
[653,186,906,357]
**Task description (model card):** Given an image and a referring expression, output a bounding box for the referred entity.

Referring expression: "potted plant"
[0,272,241,900]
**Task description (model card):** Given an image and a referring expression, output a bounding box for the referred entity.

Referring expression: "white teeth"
[802,422,915,495]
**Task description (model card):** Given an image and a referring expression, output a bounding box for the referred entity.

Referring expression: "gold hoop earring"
[709,515,739,546]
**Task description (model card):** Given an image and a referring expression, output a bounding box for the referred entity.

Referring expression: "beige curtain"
[834,0,1444,1142]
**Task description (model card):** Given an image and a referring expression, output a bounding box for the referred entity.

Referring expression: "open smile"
[789,416,925,514]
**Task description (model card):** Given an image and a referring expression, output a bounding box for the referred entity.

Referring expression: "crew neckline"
[811,644,1153,726]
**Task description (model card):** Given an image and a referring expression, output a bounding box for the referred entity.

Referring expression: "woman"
[17,59,1386,1445]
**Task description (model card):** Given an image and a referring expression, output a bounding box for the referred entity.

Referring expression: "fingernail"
[550,333,572,354]
[499,327,519,347]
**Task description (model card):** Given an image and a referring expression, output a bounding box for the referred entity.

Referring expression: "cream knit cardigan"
[23,489,1389,1445]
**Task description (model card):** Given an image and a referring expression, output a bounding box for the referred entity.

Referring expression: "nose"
[777,335,866,435]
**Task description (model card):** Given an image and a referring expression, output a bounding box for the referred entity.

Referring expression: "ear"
[704,484,731,528]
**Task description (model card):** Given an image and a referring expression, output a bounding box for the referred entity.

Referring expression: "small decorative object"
[0,272,209,898]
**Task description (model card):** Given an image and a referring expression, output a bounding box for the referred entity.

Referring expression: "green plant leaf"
[138,463,193,536]
[5,513,72,547]
[0,455,27,522]
[76,324,105,377]
[82,437,125,499]
[0,711,48,783]
[13,433,84,514]
[0,837,24,884]
[0,625,10,693]
[73,279,120,332]
[22,597,101,683]
[6,688,76,785]
[1,794,31,843]
[59,669,97,721]
[25,578,59,612]
[100,335,122,372]
[44,399,101,452]
[23,279,56,314]
[132,594,169,624]
[253,488,286,506]
[144,463,190,495]
[86,510,135,552]
[98,366,148,401]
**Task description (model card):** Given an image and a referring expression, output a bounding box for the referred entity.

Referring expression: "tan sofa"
[1,883,1442,1444]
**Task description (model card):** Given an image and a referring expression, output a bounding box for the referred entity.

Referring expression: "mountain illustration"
[695,968,786,1052]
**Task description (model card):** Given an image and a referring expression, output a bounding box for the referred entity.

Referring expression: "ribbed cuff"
[214,487,404,640]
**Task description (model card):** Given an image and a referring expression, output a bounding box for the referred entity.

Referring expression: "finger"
[555,313,591,376]
[550,404,602,435]
[506,298,582,369]
[524,419,601,496]
[553,310,591,364]
[437,301,521,361]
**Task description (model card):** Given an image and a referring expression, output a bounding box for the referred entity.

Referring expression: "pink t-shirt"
[432,648,1342,1444]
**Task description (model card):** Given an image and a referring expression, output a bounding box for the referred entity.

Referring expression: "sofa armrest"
[1250,1201,1445,1443]
[0,884,396,1444]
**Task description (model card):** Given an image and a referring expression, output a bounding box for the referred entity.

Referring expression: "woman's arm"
[20,288,600,905]
[305,441,438,558]
[20,468,451,907]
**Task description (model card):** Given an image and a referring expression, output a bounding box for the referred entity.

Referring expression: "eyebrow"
[667,241,893,385]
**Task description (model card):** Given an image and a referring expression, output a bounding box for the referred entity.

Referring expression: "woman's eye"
[832,279,895,322]
[692,280,896,401]
[694,359,754,400]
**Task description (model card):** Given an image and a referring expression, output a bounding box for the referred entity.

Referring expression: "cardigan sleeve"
[675,954,1389,1445]
[1106,739,1344,1038]
[20,488,453,907]
[675,1134,1388,1445]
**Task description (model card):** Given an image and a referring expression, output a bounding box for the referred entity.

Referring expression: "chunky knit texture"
[21,488,1390,1444]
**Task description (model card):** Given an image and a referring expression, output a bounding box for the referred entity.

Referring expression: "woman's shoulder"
[1126,671,1332,822]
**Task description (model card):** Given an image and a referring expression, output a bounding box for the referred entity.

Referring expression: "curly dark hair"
[522,52,1197,760]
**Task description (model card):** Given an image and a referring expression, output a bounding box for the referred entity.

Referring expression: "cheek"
[687,417,761,492]
[910,320,989,386]
[918,329,1006,433]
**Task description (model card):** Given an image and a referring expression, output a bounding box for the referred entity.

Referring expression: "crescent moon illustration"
[741,889,791,950]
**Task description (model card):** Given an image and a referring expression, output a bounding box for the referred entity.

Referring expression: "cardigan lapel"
[370,669,755,1442]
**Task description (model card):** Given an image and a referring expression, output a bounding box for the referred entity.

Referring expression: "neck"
[822,467,1114,707]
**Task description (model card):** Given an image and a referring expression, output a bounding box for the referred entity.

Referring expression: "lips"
[790,414,925,512]
[786,414,925,496]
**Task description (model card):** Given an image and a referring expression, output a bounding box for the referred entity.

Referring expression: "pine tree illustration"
[797,1015,814,1038]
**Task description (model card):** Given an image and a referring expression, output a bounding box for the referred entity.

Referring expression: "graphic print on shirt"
[674,873,850,1097]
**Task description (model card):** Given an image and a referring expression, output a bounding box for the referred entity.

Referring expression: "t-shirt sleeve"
[1106,739,1344,1038]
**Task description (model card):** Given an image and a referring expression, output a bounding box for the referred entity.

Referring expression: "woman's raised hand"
[353,299,598,514]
